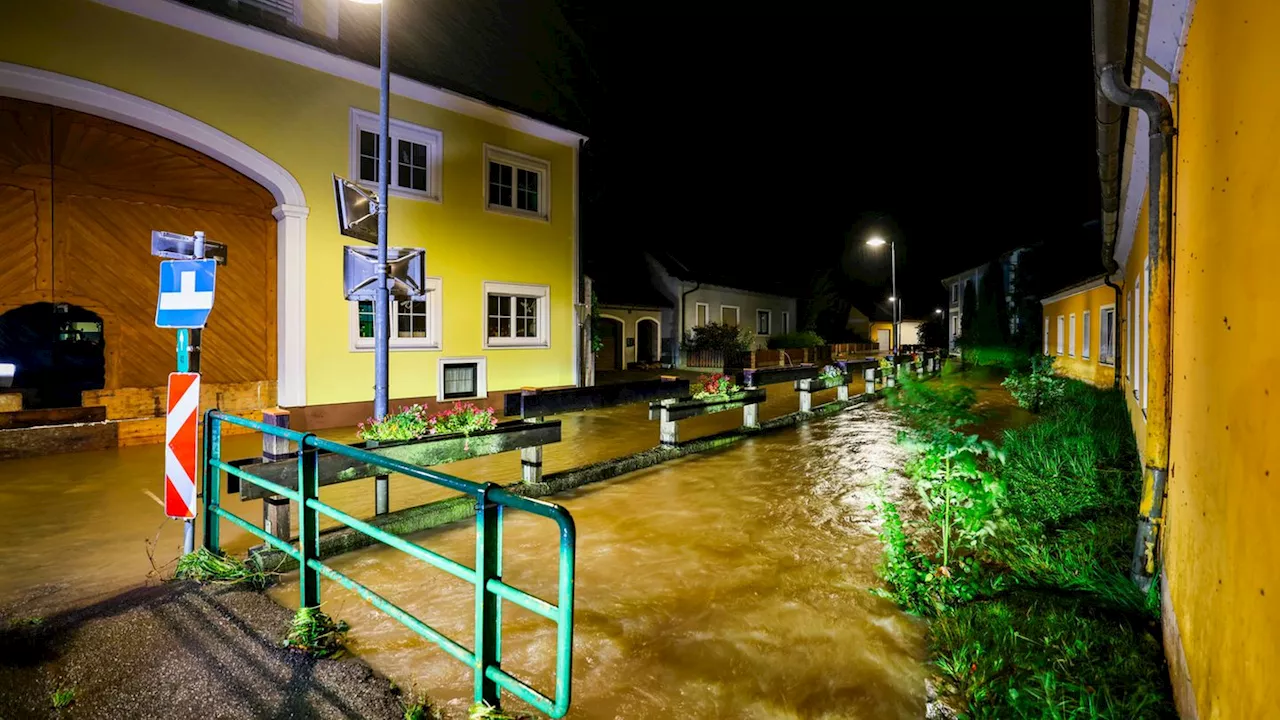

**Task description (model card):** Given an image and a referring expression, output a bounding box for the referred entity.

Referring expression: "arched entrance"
[595,316,624,371]
[0,96,277,409]
[636,318,660,364]
[0,62,309,406]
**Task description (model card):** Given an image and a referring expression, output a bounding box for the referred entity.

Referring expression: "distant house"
[940,247,1030,351]
[845,305,872,340]
[592,251,798,369]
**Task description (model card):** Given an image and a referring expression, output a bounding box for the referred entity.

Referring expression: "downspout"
[679,281,701,366]
[1092,0,1176,591]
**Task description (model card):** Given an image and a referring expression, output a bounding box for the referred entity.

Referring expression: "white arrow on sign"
[158,271,215,311]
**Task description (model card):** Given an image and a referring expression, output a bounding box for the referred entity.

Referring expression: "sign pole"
[177,232,206,556]
[373,0,391,421]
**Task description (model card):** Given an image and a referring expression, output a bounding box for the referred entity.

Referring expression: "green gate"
[201,410,576,718]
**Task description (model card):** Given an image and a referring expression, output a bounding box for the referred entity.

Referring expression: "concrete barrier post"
[261,408,292,541]
[660,409,679,445]
[837,384,850,401]
[743,401,760,429]
[864,368,876,394]
[520,416,544,483]
[799,386,813,413]
[916,360,925,378]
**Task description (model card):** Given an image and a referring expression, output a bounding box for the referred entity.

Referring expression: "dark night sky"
[352,1,1103,321]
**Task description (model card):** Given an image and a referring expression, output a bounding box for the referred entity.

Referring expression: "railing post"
[837,382,850,402]
[798,379,813,413]
[743,399,759,428]
[262,408,292,541]
[521,417,544,483]
[298,443,321,609]
[202,410,221,553]
[474,484,502,708]
[659,406,679,445]
[864,368,876,394]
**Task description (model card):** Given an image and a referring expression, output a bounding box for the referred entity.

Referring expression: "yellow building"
[0,0,584,436]
[1081,0,1280,716]
[1038,275,1119,390]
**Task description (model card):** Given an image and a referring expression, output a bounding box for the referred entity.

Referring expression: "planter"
[795,374,848,392]
[648,388,767,423]
[237,419,561,500]
[741,365,819,388]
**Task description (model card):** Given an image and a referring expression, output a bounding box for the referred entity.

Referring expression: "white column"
[273,204,309,408]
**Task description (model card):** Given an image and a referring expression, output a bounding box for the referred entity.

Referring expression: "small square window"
[756,309,771,335]
[442,362,478,400]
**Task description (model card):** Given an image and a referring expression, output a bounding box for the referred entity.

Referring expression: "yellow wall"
[1040,283,1117,389]
[1120,200,1150,453]
[1157,2,1280,716]
[0,0,578,408]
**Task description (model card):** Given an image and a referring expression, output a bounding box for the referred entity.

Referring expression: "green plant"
[905,432,1007,567]
[683,322,752,353]
[589,290,603,354]
[50,686,76,709]
[358,402,497,442]
[691,372,741,399]
[766,330,825,349]
[284,606,349,658]
[468,701,530,720]
[818,364,844,383]
[1002,354,1064,412]
[886,374,978,438]
[426,402,497,436]
[959,344,1030,371]
[10,616,44,629]
[175,547,276,590]
[873,501,998,615]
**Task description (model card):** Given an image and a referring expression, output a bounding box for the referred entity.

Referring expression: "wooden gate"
[0,97,277,442]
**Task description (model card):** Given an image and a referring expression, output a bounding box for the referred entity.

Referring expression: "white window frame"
[694,302,710,327]
[483,281,550,349]
[1082,310,1092,359]
[756,309,771,335]
[348,276,443,351]
[437,356,488,402]
[1068,313,1076,356]
[721,305,740,327]
[240,0,304,24]
[1043,317,1049,355]
[349,108,443,202]
[1099,304,1116,366]
[1056,315,1065,355]
[1142,260,1150,411]
[1126,291,1133,379]
[781,311,790,334]
[484,144,550,221]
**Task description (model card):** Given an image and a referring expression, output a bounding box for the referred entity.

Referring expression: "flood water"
[0,384,927,718]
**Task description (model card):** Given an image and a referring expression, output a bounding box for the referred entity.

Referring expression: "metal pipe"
[373,0,391,419]
[678,281,701,366]
[890,240,898,354]
[1091,0,1129,274]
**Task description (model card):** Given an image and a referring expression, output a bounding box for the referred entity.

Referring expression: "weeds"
[174,547,277,590]
[50,686,76,709]
[283,606,349,658]
[468,701,530,720]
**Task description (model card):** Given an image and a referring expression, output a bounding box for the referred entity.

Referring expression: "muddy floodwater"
[1,386,927,718]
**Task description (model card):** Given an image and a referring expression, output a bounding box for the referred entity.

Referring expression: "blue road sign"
[156,259,217,329]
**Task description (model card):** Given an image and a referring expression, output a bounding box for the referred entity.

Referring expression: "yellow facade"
[1039,281,1118,389]
[0,0,580,413]
[1156,2,1280,716]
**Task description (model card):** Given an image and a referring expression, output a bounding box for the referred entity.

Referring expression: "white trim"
[756,308,772,336]
[483,144,550,221]
[349,107,442,202]
[1082,309,1092,360]
[436,356,488,402]
[1098,303,1117,366]
[1143,259,1150,411]
[572,140,580,386]
[1068,312,1076,357]
[91,0,586,147]
[1043,317,1049,355]
[721,305,740,327]
[0,62,309,406]
[694,302,710,327]
[322,0,340,39]
[781,310,790,335]
[1039,275,1112,305]
[482,281,550,349]
[634,317,661,363]
[1056,315,1065,355]
[348,277,443,351]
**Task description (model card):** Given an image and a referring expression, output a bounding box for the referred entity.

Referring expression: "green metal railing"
[201,410,576,718]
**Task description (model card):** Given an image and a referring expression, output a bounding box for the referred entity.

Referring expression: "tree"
[960,280,977,340]
[918,315,945,349]
[973,260,1009,346]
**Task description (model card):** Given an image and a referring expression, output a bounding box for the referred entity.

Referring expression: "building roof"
[649,250,797,299]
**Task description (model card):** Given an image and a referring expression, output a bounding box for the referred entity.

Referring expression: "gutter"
[1091,0,1176,591]
[678,281,701,365]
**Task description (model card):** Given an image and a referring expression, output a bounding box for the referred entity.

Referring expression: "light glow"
[866,236,887,247]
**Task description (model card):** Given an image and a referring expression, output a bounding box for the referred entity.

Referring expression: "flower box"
[237,419,561,500]
[648,388,768,423]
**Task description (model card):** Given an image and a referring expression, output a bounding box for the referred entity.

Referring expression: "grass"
[50,686,76,709]
[468,702,531,720]
[283,606,349,659]
[174,547,277,590]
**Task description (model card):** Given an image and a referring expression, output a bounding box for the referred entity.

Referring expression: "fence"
[201,410,576,718]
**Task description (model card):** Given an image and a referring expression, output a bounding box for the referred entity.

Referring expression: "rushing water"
[0,385,926,718]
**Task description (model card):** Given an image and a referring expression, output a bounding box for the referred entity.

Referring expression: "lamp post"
[867,235,898,354]
[349,0,391,419]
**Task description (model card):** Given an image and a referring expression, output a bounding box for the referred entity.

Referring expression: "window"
[484,281,550,348]
[1068,313,1076,356]
[756,309,771,335]
[951,283,960,304]
[1082,310,1092,359]
[1043,317,1049,355]
[695,302,709,327]
[1143,260,1150,411]
[721,305,740,327]
[484,144,550,220]
[1099,305,1116,365]
[349,277,442,350]
[239,0,301,23]
[782,311,790,334]
[1125,291,1132,379]
[349,108,442,201]
[1056,315,1065,355]
[438,357,488,401]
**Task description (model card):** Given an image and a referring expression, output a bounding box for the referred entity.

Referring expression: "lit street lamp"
[348,0,392,419]
[867,235,898,354]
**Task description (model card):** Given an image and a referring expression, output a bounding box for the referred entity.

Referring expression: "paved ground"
[0,582,409,719]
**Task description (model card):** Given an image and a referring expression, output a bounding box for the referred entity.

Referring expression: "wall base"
[1162,566,1199,719]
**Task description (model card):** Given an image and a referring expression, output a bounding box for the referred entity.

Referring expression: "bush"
[358,402,497,442]
[959,344,1030,371]
[683,322,753,353]
[765,330,825,349]
[1002,354,1065,412]
[691,373,740,400]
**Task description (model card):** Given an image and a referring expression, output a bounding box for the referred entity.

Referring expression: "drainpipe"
[679,281,700,366]
[1092,0,1176,591]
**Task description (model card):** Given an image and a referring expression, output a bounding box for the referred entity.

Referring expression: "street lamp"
[867,235,898,354]
[347,0,391,419]
[935,308,943,314]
